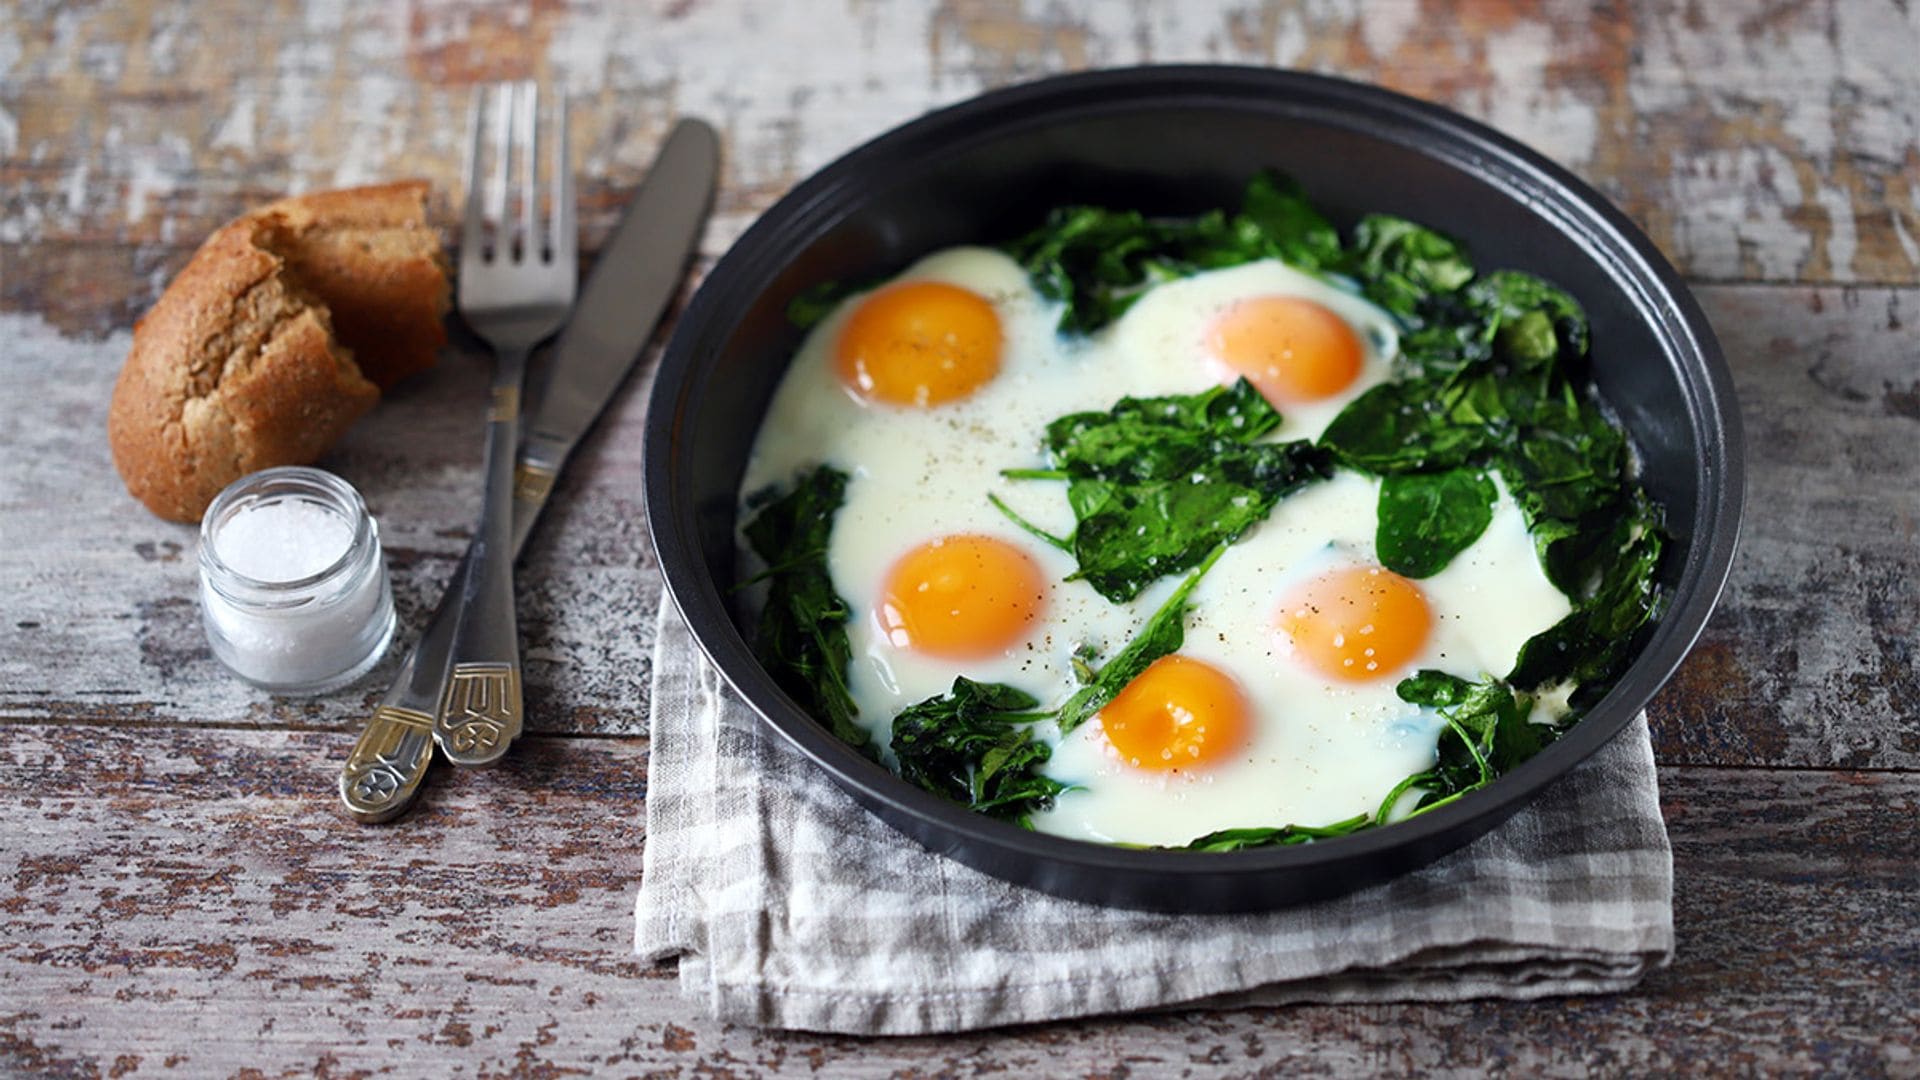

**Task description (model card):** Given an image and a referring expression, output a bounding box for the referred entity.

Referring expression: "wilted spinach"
[740,465,866,751]
[891,678,1067,822]
[1510,489,1667,699]
[1363,669,1550,823]
[1054,544,1225,736]
[1346,213,1475,322]
[1181,814,1374,853]
[1000,380,1332,602]
[1375,469,1497,579]
[1006,172,1341,335]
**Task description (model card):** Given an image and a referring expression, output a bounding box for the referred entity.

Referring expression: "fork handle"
[434,346,530,767]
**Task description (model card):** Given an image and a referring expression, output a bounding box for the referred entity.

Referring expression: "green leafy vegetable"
[1375,468,1497,578]
[1181,814,1373,852]
[1469,270,1591,364]
[1054,545,1224,735]
[1510,489,1666,696]
[1346,214,1475,321]
[740,465,867,751]
[891,678,1067,821]
[1004,379,1332,602]
[1391,669,1547,810]
[1005,172,1341,335]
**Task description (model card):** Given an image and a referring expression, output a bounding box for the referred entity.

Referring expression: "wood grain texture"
[2,723,1915,1077]
[1649,285,1920,769]
[4,0,1919,340]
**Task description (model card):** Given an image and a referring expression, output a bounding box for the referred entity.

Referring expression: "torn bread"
[108,182,449,522]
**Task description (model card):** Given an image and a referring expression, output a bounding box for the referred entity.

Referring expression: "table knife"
[340,117,721,823]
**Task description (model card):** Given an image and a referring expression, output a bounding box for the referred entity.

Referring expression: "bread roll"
[257,182,449,389]
[108,182,449,522]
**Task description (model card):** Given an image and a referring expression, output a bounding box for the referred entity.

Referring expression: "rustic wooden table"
[4,1,1917,1074]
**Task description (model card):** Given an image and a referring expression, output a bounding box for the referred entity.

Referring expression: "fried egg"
[739,246,1571,847]
[1108,259,1398,439]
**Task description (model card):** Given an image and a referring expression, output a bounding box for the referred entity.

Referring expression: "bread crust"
[108,182,449,522]
[258,181,450,389]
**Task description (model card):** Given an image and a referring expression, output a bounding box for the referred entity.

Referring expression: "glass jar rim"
[198,466,377,602]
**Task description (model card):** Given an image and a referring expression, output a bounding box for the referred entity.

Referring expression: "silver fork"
[434,81,577,767]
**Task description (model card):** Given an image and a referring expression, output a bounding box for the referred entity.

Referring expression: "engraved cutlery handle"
[341,705,436,822]
[433,356,529,767]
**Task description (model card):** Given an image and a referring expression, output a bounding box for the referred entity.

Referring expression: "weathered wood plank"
[4,0,1918,340]
[1,722,1914,1076]
[1647,284,1920,769]
[5,281,1913,768]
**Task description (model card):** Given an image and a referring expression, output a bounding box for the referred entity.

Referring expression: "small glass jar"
[198,467,396,694]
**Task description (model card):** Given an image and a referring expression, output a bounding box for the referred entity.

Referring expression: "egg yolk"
[878,535,1045,658]
[1098,655,1251,772]
[1205,295,1364,404]
[834,281,1003,406]
[1276,565,1433,682]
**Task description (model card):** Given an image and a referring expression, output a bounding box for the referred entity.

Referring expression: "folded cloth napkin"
[635,603,1674,1035]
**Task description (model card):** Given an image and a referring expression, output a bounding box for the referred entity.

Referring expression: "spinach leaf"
[1500,389,1626,531]
[1010,379,1331,602]
[1317,377,1494,474]
[1467,270,1590,365]
[1236,171,1344,270]
[891,678,1067,821]
[1006,206,1177,335]
[1181,814,1373,852]
[1345,214,1475,321]
[1510,490,1666,694]
[1375,468,1497,578]
[1005,171,1341,335]
[740,465,867,751]
[1393,669,1546,808]
[1055,545,1224,735]
[1044,376,1283,475]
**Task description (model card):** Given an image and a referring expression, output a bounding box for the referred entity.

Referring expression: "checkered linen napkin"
[635,603,1674,1035]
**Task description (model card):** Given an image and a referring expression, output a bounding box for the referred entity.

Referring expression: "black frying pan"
[643,67,1743,913]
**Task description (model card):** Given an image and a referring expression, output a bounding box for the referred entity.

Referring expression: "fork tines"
[463,81,574,273]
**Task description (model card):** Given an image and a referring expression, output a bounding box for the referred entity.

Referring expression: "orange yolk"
[1205,295,1364,404]
[1276,565,1433,682]
[1098,655,1251,772]
[878,535,1045,658]
[834,281,1003,406]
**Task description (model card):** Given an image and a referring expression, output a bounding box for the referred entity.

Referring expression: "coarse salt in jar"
[198,466,396,694]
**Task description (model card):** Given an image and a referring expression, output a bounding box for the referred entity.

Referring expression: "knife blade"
[340,117,721,823]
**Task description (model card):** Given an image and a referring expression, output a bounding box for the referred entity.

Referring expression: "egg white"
[740,247,1571,847]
